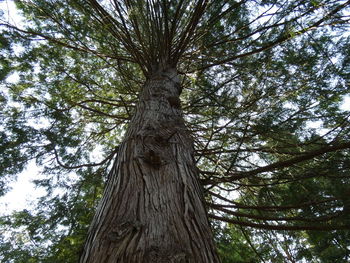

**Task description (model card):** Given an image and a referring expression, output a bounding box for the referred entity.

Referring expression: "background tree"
[1,0,350,262]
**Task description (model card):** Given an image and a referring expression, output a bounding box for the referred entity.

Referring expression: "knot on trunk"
[142,149,164,168]
[107,221,142,242]
[167,96,181,109]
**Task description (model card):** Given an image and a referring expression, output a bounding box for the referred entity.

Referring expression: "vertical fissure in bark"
[80,66,220,262]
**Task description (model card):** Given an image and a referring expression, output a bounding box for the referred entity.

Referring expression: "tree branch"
[207,141,350,184]
[209,214,350,231]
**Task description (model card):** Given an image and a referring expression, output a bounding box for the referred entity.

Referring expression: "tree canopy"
[1,0,350,262]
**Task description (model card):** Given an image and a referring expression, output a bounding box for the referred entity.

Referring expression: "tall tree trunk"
[80,67,220,262]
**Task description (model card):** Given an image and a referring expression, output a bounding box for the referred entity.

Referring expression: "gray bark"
[79,67,220,262]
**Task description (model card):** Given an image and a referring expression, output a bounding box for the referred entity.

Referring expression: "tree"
[1,0,350,262]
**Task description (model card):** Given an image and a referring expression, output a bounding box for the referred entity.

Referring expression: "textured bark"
[80,67,220,262]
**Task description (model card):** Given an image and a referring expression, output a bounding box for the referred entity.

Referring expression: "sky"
[0,0,47,215]
[0,161,46,214]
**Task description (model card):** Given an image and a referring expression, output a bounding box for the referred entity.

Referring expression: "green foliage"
[1,0,350,262]
[0,167,104,262]
[213,223,262,263]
